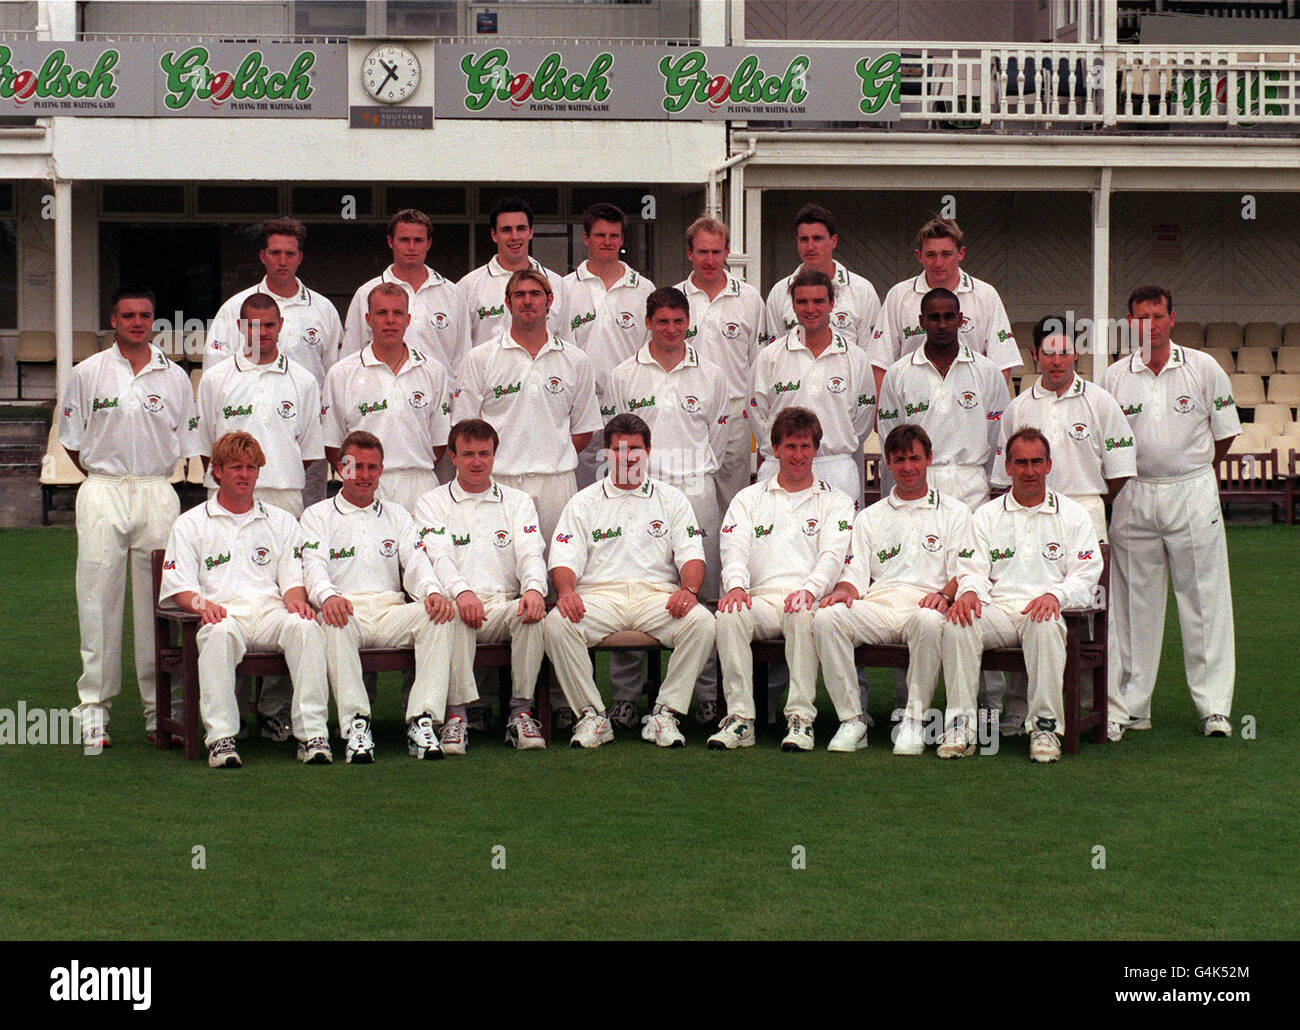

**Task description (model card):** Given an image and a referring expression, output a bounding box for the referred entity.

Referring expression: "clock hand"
[376,65,397,94]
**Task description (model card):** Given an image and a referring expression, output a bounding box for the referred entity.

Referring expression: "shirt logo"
[1214,395,1235,411]
[1122,403,1143,416]
[142,394,165,413]
[419,525,445,538]
[1078,549,1095,560]
[857,393,873,407]
[616,311,636,330]
[452,533,471,546]
[826,376,846,394]
[250,546,272,566]
[431,312,450,330]
[524,524,538,534]
[600,403,617,417]
[831,311,851,329]
[958,547,975,558]
[721,523,736,534]
[628,396,656,411]
[544,377,565,394]
[773,380,801,394]
[222,404,252,419]
[922,533,942,552]
[681,395,702,413]
[329,546,355,560]
[277,400,296,419]
[555,533,573,544]
[477,304,505,320]
[409,391,429,409]
[570,311,595,332]
[1105,436,1134,451]
[380,539,397,558]
[687,524,705,538]
[303,327,321,346]
[801,518,819,536]
[592,527,622,542]
[1067,422,1089,441]
[877,544,901,563]
[956,391,978,410]
[990,547,1015,562]
[493,529,512,548]
[959,313,974,333]
[162,558,177,571]
[986,410,1002,422]
[204,551,231,571]
[358,400,388,416]
[878,407,899,420]
[723,322,741,340]
[754,524,773,538]
[492,382,521,400]
[1042,542,1063,561]
[904,400,929,417]
[92,397,119,413]
[647,519,667,538]
[1174,395,1194,414]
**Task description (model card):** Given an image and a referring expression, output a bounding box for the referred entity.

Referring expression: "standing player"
[674,216,765,516]
[413,419,550,753]
[764,203,880,350]
[341,208,471,373]
[751,269,877,506]
[197,292,323,517]
[946,429,1103,761]
[159,431,332,769]
[203,217,342,505]
[458,196,567,347]
[869,217,1020,396]
[322,283,451,514]
[711,408,853,752]
[60,286,200,749]
[813,424,975,756]
[559,203,656,487]
[1101,285,1239,740]
[300,430,457,763]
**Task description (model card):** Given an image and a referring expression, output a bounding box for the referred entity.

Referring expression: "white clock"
[362,43,421,104]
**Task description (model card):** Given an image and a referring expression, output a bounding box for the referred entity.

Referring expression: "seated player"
[709,407,853,752]
[945,428,1103,762]
[413,419,549,753]
[158,431,331,769]
[299,430,458,763]
[813,424,974,755]
[543,414,716,749]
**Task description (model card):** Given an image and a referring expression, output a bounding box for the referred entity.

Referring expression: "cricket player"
[61,286,200,749]
[543,414,716,749]
[1101,284,1239,740]
[674,216,766,516]
[413,419,549,753]
[322,283,451,514]
[764,203,880,350]
[711,407,853,752]
[158,431,332,769]
[341,208,472,372]
[300,430,458,764]
[813,424,974,755]
[946,428,1103,762]
[458,196,568,346]
[559,203,656,488]
[869,216,1020,396]
[751,268,877,506]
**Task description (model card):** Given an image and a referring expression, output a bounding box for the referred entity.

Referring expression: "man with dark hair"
[1101,284,1239,740]
[543,415,716,749]
[764,203,880,350]
[869,216,1020,396]
[946,429,1103,762]
[341,208,471,373]
[458,196,567,346]
[711,407,853,751]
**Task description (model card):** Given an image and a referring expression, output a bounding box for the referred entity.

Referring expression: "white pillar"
[54,179,74,401]
[1091,167,1111,375]
[37,1,78,40]
[743,185,763,289]
[700,0,729,46]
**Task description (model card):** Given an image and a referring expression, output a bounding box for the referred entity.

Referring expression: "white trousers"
[717,590,818,721]
[196,597,329,746]
[450,595,545,703]
[1108,468,1234,722]
[758,452,861,509]
[74,475,179,732]
[543,583,716,716]
[946,601,1066,732]
[322,592,454,726]
[715,415,754,518]
[378,467,439,516]
[813,586,947,722]
[496,469,577,554]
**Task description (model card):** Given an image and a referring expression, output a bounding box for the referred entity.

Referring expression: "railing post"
[980,45,992,124]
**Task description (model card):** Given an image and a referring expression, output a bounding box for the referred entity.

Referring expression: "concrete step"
[0,419,50,445]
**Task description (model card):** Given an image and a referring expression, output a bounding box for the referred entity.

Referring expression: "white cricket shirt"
[298,493,434,607]
[840,487,973,596]
[675,274,766,403]
[764,262,881,350]
[868,270,1020,372]
[204,278,343,386]
[341,265,472,372]
[560,262,655,403]
[160,498,303,606]
[457,256,569,347]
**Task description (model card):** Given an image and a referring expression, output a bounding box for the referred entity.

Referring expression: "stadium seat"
[1276,348,1300,374]
[72,331,101,362]
[1286,420,1300,439]
[1229,374,1266,407]
[1243,322,1282,350]
[1011,323,1035,349]
[38,421,84,525]
[186,456,205,485]
[1266,374,1300,406]
[1076,352,1093,380]
[1205,323,1243,350]
[1229,424,1267,452]
[15,330,55,399]
[863,430,881,456]
[1235,347,1274,375]
[1016,344,1035,372]
[1203,347,1235,375]
[1251,404,1292,436]
[1170,321,1204,348]
[1266,436,1295,461]
[1283,323,1300,350]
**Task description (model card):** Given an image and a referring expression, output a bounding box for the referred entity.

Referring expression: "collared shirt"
[59,343,199,477]
[877,345,1010,470]
[196,350,323,490]
[204,277,343,386]
[719,476,853,596]
[675,273,766,402]
[608,344,734,481]
[457,256,569,347]
[340,265,471,371]
[412,478,548,600]
[869,270,1020,372]
[750,328,877,461]
[160,497,303,606]
[549,476,704,588]
[841,486,973,596]
[764,261,881,350]
[560,261,656,401]
[451,329,602,477]
[298,492,434,607]
[956,490,1102,609]
[1100,346,1241,479]
[992,374,1136,495]
[322,344,451,471]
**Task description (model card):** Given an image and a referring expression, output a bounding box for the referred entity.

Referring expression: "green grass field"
[1,526,1295,940]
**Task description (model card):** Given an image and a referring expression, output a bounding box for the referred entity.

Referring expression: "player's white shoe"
[937,722,975,759]
[297,737,333,764]
[828,719,870,753]
[505,712,546,750]
[781,715,815,752]
[439,714,468,756]
[1128,717,1153,730]
[207,736,241,769]
[1106,721,1126,742]
[892,716,925,755]
[608,699,639,729]
[1201,714,1232,738]
[407,715,444,760]
[1029,729,1062,763]
[707,715,755,750]
[641,705,686,748]
[345,717,375,764]
[81,709,110,754]
[570,708,614,749]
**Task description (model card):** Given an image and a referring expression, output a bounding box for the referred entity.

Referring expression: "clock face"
[362,44,421,104]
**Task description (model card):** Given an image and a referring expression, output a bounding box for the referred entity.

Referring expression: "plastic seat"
[15,330,55,399]
[1205,323,1243,350]
[1229,374,1266,407]
[73,331,101,362]
[1251,404,1293,436]
[1283,323,1300,350]
[1203,348,1235,375]
[1235,348,1274,375]
[1243,322,1281,350]
[1275,348,1300,374]
[1266,374,1300,406]
[1170,321,1204,349]
[1230,423,1268,452]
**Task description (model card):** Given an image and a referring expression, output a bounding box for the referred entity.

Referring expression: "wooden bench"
[151,550,549,759]
[1217,449,1295,524]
